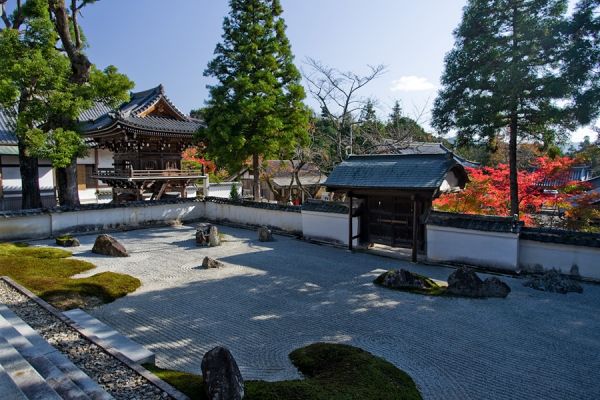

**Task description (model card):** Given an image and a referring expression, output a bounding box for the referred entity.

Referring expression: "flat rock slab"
[63,308,155,365]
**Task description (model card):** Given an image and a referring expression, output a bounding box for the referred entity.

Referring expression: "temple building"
[0,85,204,210]
[82,85,204,201]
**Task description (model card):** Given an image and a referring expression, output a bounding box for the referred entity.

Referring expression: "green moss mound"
[145,343,422,400]
[0,242,140,309]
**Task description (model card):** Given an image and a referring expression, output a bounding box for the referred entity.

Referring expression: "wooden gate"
[367,196,414,247]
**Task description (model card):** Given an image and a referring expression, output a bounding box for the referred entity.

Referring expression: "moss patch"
[144,343,422,400]
[0,242,140,310]
[373,270,447,296]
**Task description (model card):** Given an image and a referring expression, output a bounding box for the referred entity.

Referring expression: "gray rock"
[196,223,213,246]
[202,257,224,269]
[482,277,511,298]
[446,267,510,298]
[201,346,244,400]
[376,269,435,290]
[91,234,128,257]
[258,226,272,242]
[524,269,583,294]
[209,226,221,247]
[570,264,580,277]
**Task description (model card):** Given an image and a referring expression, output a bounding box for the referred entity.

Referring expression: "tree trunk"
[56,159,80,207]
[509,112,519,217]
[252,153,260,201]
[18,142,42,210]
[56,167,67,206]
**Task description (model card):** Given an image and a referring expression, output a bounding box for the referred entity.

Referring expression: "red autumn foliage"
[182,147,216,173]
[434,156,597,226]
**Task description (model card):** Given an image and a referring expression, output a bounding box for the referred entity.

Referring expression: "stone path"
[33,225,600,400]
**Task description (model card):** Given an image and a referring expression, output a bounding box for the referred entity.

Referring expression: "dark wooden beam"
[348,192,353,251]
[411,195,419,263]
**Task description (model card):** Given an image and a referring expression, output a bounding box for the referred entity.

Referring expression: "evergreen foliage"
[200,0,310,196]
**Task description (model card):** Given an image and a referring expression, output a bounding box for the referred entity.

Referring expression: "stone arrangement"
[91,234,128,257]
[196,223,221,247]
[257,226,272,242]
[201,346,244,400]
[446,267,511,298]
[202,257,225,269]
[523,269,583,294]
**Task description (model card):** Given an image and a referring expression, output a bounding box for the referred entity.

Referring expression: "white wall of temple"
[519,240,600,279]
[426,225,520,271]
[302,210,359,246]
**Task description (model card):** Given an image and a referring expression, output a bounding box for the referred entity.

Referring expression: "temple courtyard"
[32,225,600,400]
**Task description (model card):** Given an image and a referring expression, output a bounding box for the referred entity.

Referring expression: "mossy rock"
[55,235,80,247]
[374,269,447,296]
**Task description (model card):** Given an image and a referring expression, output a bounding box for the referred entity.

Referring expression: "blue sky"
[71,1,597,141]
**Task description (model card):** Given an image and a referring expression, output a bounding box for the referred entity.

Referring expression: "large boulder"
[202,257,225,269]
[201,346,244,400]
[446,267,510,298]
[523,269,583,294]
[209,225,221,247]
[257,226,272,242]
[92,234,128,257]
[375,269,437,291]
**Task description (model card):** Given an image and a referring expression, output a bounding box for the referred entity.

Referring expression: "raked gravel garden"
[15,223,600,400]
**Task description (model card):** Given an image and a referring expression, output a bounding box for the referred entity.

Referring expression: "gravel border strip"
[0,276,189,400]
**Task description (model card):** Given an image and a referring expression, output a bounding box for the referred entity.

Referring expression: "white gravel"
[30,224,600,400]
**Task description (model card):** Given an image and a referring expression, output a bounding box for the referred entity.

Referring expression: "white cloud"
[390,76,437,92]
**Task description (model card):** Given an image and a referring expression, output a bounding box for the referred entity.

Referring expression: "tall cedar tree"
[201,0,309,200]
[432,0,573,217]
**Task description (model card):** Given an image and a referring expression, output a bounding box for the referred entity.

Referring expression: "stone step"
[0,336,63,400]
[0,362,28,400]
[0,305,113,400]
[63,309,155,365]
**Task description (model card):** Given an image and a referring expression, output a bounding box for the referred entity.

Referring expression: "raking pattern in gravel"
[31,224,600,400]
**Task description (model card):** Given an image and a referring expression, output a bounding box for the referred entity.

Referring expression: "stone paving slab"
[32,225,600,400]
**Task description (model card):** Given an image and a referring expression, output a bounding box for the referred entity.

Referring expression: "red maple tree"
[434,156,597,227]
[182,148,216,174]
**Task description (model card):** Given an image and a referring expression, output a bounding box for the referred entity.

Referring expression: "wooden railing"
[95,168,205,179]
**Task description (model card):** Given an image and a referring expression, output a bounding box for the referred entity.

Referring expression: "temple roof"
[80,85,204,137]
[371,141,480,168]
[325,153,467,191]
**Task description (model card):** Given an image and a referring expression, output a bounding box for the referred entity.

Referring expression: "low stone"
[376,269,436,290]
[446,267,511,298]
[523,269,583,294]
[258,226,272,242]
[482,277,511,298]
[201,346,244,400]
[91,234,128,257]
[202,257,224,269]
[209,226,221,247]
[56,236,80,247]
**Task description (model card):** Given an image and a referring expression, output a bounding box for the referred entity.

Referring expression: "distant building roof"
[371,141,480,168]
[538,165,593,188]
[325,153,467,191]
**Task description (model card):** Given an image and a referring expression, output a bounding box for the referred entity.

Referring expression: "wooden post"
[348,192,353,251]
[411,195,418,263]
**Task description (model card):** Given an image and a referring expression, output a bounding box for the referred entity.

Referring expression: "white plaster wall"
[208,183,240,199]
[520,240,600,280]
[426,225,519,271]
[0,214,52,240]
[97,149,114,169]
[2,164,54,191]
[203,201,302,233]
[302,210,359,246]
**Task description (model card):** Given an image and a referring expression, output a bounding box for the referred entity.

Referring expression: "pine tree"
[201,0,310,200]
[388,100,403,128]
[432,0,573,217]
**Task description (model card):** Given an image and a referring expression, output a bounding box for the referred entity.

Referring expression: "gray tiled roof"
[427,211,522,233]
[521,227,600,248]
[302,200,349,214]
[373,142,480,168]
[0,108,17,145]
[325,154,463,190]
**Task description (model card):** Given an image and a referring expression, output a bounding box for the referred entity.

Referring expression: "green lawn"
[145,343,422,400]
[0,242,141,309]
